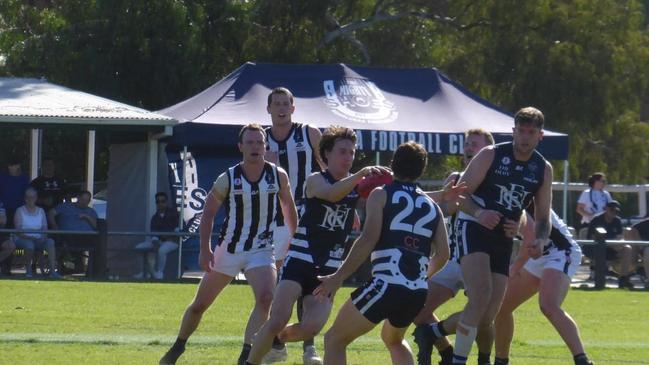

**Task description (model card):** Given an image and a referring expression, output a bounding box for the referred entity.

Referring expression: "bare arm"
[529,162,554,258]
[14,209,27,239]
[314,188,386,297]
[80,212,97,230]
[427,179,467,216]
[277,168,298,237]
[199,173,227,272]
[427,212,450,278]
[510,211,534,275]
[306,165,389,203]
[430,172,461,215]
[48,208,59,230]
[40,208,48,231]
[576,202,592,221]
[307,125,326,170]
[457,147,502,229]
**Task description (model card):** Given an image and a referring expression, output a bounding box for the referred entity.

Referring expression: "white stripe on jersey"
[219,163,279,254]
[267,123,316,202]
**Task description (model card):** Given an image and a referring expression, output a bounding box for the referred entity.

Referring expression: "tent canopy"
[161,62,568,159]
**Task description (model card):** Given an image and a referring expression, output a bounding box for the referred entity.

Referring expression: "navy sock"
[272,336,285,349]
[574,353,591,365]
[477,352,491,365]
[440,345,454,363]
[173,337,187,349]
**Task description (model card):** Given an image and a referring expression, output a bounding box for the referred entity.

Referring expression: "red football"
[357,172,393,199]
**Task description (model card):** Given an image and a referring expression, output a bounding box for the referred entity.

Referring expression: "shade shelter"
[0,77,177,276]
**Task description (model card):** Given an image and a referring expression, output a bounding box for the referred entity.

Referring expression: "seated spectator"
[586,200,633,288]
[577,172,612,231]
[31,158,68,212]
[0,201,16,276]
[0,157,30,227]
[48,190,98,273]
[13,187,60,278]
[134,192,179,280]
[625,217,649,289]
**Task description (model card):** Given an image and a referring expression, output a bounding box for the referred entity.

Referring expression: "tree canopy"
[1,0,648,185]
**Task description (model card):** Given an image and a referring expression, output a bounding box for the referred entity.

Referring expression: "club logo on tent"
[323,78,397,124]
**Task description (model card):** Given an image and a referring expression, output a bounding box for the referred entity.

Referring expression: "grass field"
[0,279,648,365]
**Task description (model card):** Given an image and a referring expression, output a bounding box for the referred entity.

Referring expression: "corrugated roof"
[0,78,176,126]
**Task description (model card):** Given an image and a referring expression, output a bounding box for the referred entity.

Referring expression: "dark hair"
[514,107,544,129]
[238,123,267,143]
[155,192,168,201]
[588,172,606,188]
[465,128,495,145]
[78,190,92,199]
[267,87,294,106]
[391,141,428,181]
[319,126,357,165]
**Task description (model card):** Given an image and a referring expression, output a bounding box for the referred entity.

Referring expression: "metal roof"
[0,78,176,127]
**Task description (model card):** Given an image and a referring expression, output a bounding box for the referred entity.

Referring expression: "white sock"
[453,322,477,364]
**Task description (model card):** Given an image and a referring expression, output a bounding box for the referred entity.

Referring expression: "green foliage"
[0,0,648,184]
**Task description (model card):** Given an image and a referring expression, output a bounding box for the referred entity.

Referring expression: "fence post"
[594,227,607,290]
[95,220,108,279]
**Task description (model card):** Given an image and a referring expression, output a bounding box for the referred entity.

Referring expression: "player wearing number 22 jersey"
[316,141,451,365]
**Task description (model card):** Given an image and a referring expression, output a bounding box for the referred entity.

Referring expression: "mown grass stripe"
[1,332,649,350]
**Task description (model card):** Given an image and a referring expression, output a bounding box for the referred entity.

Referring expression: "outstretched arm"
[306,165,390,203]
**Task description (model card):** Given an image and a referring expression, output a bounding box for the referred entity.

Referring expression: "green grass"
[0,279,648,364]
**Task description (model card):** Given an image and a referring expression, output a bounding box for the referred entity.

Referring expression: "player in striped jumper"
[160,124,298,365]
[264,87,326,364]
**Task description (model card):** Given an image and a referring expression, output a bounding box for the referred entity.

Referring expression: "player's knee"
[467,286,492,308]
[267,315,289,335]
[188,300,210,315]
[539,300,561,319]
[255,290,274,311]
[324,329,343,348]
[301,320,324,338]
[380,331,401,347]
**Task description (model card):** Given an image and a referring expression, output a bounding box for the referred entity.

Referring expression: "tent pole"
[177,146,188,280]
[30,129,42,180]
[562,160,569,221]
[146,135,158,224]
[86,130,96,196]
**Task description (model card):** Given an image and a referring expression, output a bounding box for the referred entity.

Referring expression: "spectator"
[133,192,179,280]
[0,201,16,276]
[625,217,649,289]
[13,187,60,278]
[31,158,68,212]
[0,157,30,227]
[577,172,612,230]
[48,190,98,273]
[586,200,634,288]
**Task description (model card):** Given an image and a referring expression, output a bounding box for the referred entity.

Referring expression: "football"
[357,172,393,198]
